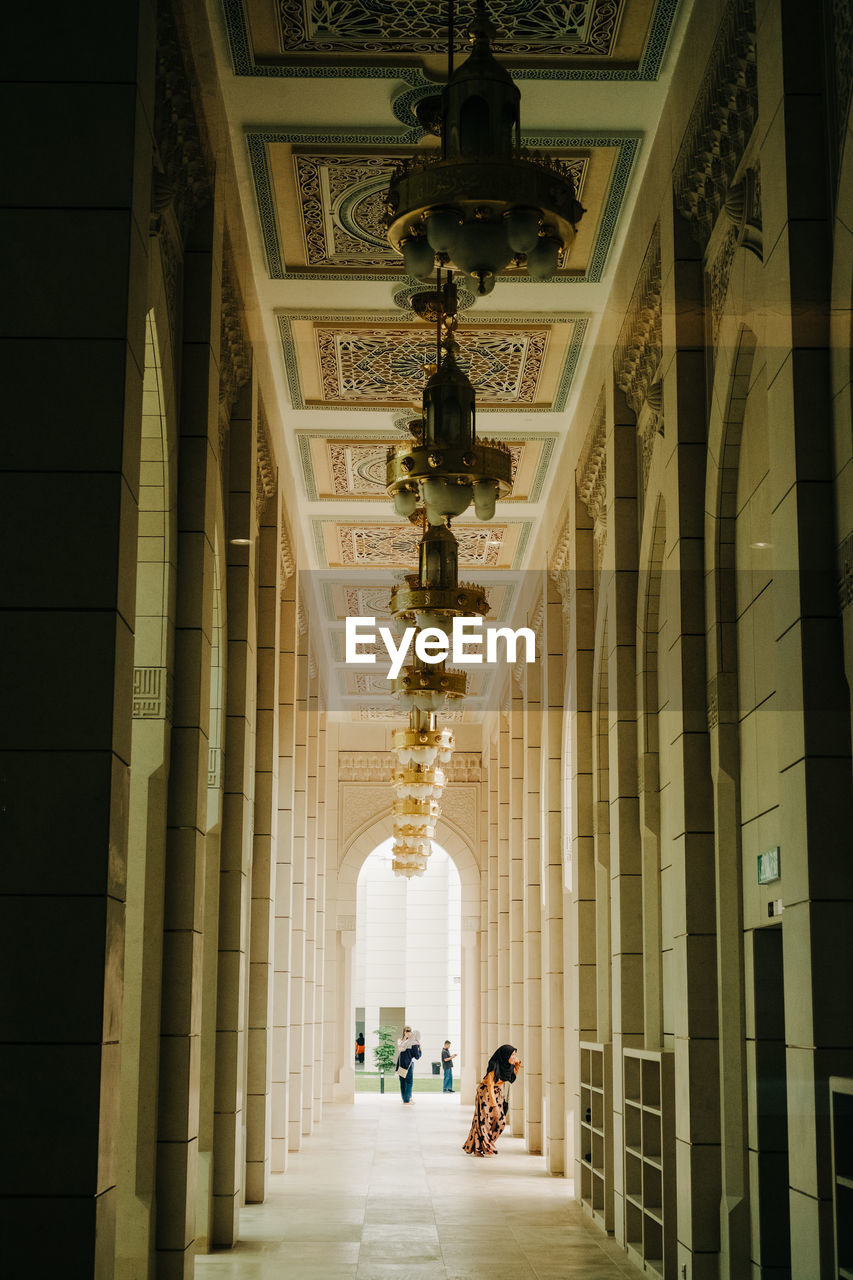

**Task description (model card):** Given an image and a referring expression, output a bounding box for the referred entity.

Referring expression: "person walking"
[395,1026,421,1104]
[463,1044,521,1156]
[441,1040,457,1092]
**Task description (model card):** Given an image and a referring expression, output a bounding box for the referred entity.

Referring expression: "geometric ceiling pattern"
[294,150,587,269]
[278,311,587,411]
[250,133,638,282]
[312,519,530,568]
[323,580,514,628]
[224,0,678,80]
[318,325,548,404]
[298,432,555,501]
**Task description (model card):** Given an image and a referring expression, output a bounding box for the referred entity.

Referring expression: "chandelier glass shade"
[384,2,584,294]
[392,716,454,768]
[391,838,431,878]
[387,339,511,528]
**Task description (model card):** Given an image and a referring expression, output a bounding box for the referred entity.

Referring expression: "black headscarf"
[487,1044,517,1083]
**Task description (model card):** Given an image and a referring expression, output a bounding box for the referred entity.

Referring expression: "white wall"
[355,840,462,1074]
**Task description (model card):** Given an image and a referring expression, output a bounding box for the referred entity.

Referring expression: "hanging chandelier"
[386,276,511,526]
[389,522,488,634]
[384,0,585,295]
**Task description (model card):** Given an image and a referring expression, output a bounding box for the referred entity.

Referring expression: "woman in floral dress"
[463,1044,521,1156]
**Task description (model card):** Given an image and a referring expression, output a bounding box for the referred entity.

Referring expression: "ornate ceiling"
[224,0,677,77]
[213,0,686,720]
[249,134,634,281]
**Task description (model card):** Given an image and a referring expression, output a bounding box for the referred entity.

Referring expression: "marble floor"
[194,1092,643,1279]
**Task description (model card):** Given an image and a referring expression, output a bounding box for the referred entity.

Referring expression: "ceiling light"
[384,0,584,293]
[390,523,489,633]
[386,278,511,527]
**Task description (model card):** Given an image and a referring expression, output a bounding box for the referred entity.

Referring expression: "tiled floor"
[194,1093,643,1279]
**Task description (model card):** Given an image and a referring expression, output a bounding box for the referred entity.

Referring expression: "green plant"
[373,1025,398,1072]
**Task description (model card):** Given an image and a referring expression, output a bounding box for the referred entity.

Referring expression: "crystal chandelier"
[384,0,585,295]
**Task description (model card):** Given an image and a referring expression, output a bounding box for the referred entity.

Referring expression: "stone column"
[523,636,543,1154]
[498,710,511,1036]
[323,721,344,1101]
[157,194,223,1280]
[509,674,525,1136]
[487,734,499,1055]
[313,707,326,1120]
[604,382,645,1237]
[0,4,153,1271]
[478,752,490,1066]
[301,665,318,1136]
[245,471,281,1202]
[271,558,297,1172]
[461,926,481,1105]
[337,927,357,1102]
[564,495,595,1191]
[543,575,567,1175]
[287,605,309,1151]
[212,381,258,1244]
[661,206,721,1276]
[758,5,853,1271]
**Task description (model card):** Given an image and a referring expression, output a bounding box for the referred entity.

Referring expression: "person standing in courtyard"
[441,1040,457,1093]
[463,1044,521,1156]
[396,1026,421,1104]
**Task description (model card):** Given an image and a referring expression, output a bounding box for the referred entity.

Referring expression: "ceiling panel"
[278,310,586,411]
[225,0,677,78]
[298,431,554,502]
[249,133,636,282]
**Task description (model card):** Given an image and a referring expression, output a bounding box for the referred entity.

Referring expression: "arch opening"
[355,838,462,1085]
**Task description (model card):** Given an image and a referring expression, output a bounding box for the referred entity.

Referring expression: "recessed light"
[229,537,252,546]
[750,541,771,549]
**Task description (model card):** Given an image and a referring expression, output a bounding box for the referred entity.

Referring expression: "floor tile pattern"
[194,1094,643,1279]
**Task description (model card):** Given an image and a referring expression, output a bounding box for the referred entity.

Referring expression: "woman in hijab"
[463,1044,521,1156]
[395,1026,422,1104]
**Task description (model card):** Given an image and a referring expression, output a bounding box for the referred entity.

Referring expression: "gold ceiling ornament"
[383,0,585,295]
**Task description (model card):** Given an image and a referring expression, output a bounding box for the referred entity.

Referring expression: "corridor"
[194,1094,642,1280]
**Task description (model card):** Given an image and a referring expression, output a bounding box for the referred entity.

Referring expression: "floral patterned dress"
[462,1074,506,1155]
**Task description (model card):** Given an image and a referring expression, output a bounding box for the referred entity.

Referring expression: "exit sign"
[757,847,781,885]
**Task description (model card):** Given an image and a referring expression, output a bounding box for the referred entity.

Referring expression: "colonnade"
[4,2,853,1279]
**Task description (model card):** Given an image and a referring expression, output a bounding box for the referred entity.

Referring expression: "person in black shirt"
[441,1040,457,1093]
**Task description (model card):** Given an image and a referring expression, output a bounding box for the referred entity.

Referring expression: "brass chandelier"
[384,0,585,295]
[386,4,538,876]
[386,286,499,875]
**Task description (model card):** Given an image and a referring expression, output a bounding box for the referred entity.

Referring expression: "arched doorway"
[354,838,462,1085]
[334,815,482,1106]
